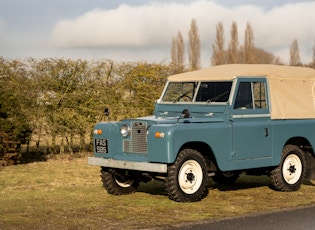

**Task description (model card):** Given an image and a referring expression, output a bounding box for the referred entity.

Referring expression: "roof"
[168,64,315,120]
[168,64,315,82]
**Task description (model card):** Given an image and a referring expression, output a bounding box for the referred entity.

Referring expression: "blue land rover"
[88,64,315,202]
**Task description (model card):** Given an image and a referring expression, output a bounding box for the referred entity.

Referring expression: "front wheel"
[166,149,208,202]
[101,168,139,195]
[270,145,306,192]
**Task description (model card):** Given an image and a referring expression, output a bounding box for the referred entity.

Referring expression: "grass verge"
[1,155,315,229]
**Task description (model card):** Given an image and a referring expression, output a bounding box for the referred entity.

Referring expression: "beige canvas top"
[168,64,315,120]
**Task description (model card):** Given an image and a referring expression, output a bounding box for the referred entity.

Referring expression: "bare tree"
[188,18,201,70]
[171,37,177,66]
[211,22,225,66]
[176,31,185,71]
[171,31,185,73]
[255,47,277,64]
[289,39,301,66]
[243,22,255,64]
[176,31,185,72]
[227,21,239,64]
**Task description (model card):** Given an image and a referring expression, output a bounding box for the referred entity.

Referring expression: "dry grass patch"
[1,155,315,229]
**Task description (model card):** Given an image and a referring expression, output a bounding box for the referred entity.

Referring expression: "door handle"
[264,128,269,137]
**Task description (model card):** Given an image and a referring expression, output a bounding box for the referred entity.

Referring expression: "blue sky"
[0,0,314,67]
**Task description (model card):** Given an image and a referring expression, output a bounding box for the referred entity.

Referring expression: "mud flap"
[305,152,315,180]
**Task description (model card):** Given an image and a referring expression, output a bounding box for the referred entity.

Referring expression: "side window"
[234,81,267,109]
[253,82,267,109]
[234,82,253,109]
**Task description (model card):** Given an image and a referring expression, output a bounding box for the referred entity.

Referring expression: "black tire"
[304,150,315,181]
[270,145,306,192]
[100,168,139,195]
[212,171,240,184]
[166,149,208,202]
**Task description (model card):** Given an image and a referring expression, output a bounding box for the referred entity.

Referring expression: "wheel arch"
[179,141,219,172]
[285,136,314,155]
[284,136,315,180]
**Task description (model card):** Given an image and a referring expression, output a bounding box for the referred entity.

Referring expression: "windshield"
[161,81,232,103]
[162,82,197,102]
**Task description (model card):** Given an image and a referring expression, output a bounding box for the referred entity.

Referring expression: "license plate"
[95,139,108,153]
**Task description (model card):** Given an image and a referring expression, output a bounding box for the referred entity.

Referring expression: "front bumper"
[88,157,168,173]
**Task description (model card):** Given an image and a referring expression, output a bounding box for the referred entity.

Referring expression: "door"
[230,79,273,168]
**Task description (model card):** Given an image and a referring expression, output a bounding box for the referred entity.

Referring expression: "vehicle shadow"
[137,175,273,196]
[138,180,168,196]
[137,175,315,197]
[210,175,272,191]
[303,180,315,187]
[210,176,315,191]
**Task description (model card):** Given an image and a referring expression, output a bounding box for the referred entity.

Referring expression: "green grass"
[1,155,315,229]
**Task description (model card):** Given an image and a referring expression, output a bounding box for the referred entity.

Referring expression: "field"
[1,154,315,229]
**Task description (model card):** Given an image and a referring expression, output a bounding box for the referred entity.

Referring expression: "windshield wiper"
[209,91,229,103]
[173,90,193,103]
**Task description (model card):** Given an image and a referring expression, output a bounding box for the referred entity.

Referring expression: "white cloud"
[0,18,4,28]
[49,1,315,65]
[0,18,8,52]
[0,18,6,37]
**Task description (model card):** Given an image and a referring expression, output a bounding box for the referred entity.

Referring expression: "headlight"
[120,124,131,137]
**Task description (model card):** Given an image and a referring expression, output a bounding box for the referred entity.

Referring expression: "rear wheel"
[166,149,208,202]
[101,168,139,195]
[270,145,306,192]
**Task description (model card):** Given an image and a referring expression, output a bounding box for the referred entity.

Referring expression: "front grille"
[123,121,148,154]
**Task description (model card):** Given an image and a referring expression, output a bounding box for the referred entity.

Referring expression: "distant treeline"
[1,48,315,163]
[0,58,173,161]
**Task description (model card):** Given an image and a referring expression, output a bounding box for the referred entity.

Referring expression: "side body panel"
[271,119,315,164]
[147,121,231,170]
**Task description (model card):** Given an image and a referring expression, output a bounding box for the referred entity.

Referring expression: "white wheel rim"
[282,154,302,185]
[178,160,203,194]
[114,175,134,188]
